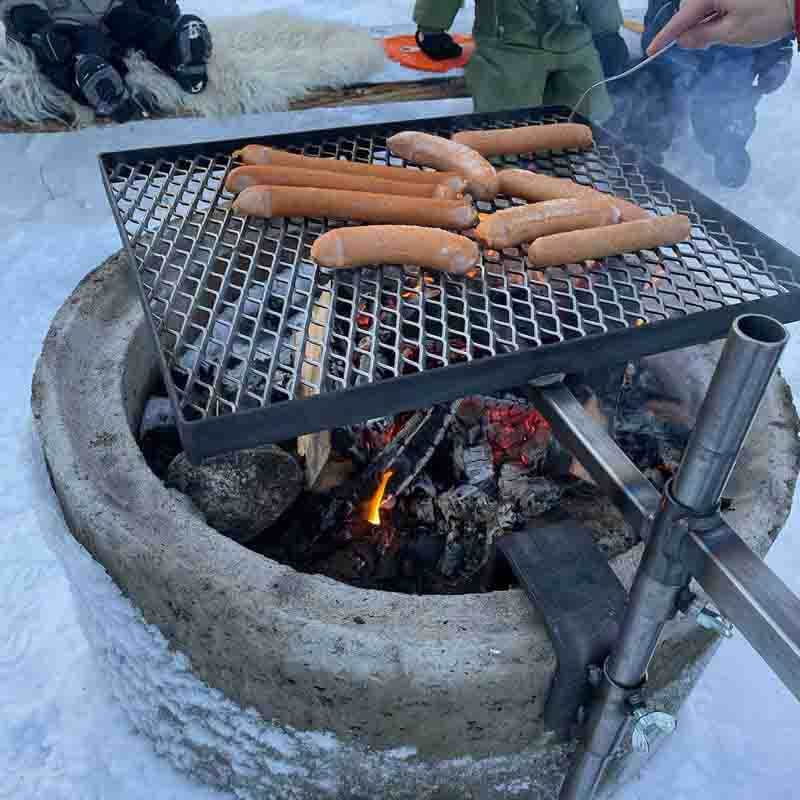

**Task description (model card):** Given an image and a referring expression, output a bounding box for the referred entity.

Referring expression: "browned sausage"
[527,215,692,268]
[475,199,620,249]
[498,169,650,222]
[232,145,461,186]
[225,164,451,198]
[452,123,594,156]
[386,132,499,201]
[232,185,478,230]
[311,225,480,274]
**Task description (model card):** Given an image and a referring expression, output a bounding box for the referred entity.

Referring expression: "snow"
[2,2,800,799]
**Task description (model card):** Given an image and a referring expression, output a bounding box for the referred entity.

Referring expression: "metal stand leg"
[530,315,798,800]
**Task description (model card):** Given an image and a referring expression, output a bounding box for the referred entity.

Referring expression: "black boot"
[714,147,751,188]
[415,30,462,61]
[74,54,135,121]
[166,14,212,94]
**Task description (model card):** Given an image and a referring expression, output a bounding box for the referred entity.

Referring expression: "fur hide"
[0,10,383,126]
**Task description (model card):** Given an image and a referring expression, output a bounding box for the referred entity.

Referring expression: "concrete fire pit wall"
[32,254,800,800]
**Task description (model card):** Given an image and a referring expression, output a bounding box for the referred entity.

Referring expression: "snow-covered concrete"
[2,2,800,798]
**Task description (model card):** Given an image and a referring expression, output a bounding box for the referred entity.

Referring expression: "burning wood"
[366,470,394,526]
[264,357,694,593]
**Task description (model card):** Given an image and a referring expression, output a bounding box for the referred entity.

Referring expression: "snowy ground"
[2,2,800,799]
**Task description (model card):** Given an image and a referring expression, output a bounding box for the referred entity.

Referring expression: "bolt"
[587,664,603,688]
[687,599,735,638]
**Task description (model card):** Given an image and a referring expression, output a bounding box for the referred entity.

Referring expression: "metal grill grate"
[101,108,800,461]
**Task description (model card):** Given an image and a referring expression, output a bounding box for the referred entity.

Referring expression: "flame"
[366,470,394,526]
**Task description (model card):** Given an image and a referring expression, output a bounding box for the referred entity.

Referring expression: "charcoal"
[499,463,565,519]
[436,484,514,578]
[411,493,436,525]
[399,529,445,575]
[461,442,495,487]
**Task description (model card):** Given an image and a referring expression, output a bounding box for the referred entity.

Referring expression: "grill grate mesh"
[103,109,800,451]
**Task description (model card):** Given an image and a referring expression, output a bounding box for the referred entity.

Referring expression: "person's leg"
[690,48,757,187]
[545,45,612,122]
[465,44,549,113]
[105,0,212,93]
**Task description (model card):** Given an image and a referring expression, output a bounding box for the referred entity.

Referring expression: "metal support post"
[551,314,789,800]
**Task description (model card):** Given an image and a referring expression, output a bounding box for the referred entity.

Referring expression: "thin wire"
[568,40,677,122]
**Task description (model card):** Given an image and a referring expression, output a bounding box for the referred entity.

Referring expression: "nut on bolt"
[587,664,604,688]
[687,599,735,638]
[627,692,676,754]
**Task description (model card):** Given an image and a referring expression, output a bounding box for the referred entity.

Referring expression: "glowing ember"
[366,470,394,526]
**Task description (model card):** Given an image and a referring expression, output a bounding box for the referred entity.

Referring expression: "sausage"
[527,214,692,268]
[225,164,451,198]
[386,131,499,201]
[475,199,620,249]
[452,123,594,156]
[498,169,650,222]
[232,185,478,230]
[433,177,468,200]
[311,225,480,274]
[232,145,462,186]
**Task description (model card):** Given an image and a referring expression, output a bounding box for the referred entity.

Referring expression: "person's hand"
[647,0,794,54]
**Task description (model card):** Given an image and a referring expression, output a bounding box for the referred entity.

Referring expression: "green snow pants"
[464,41,613,121]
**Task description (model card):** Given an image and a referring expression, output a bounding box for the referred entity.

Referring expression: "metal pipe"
[685,518,800,701]
[560,487,689,800]
[530,384,661,538]
[673,314,788,513]
[560,315,788,800]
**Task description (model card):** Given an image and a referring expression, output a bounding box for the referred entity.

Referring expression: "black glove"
[7,5,73,64]
[415,30,462,61]
[30,25,74,65]
[753,40,793,95]
[594,32,630,78]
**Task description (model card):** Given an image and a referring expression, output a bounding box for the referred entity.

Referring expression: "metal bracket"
[530,382,800,702]
[498,522,628,740]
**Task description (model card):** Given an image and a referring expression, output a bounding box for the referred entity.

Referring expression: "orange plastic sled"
[383,34,475,74]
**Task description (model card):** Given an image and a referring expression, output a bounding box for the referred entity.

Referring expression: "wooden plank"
[0,77,470,135]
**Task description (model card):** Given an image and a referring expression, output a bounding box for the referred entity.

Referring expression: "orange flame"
[366,470,394,526]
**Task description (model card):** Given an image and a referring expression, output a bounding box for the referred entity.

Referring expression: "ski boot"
[74,54,135,121]
[167,14,212,94]
[714,147,752,189]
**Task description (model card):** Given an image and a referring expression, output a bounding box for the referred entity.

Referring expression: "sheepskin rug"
[0,10,384,127]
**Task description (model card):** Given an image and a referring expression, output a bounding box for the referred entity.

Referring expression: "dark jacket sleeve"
[413,0,464,32]
[578,0,624,37]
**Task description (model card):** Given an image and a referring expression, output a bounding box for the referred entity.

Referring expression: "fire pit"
[32,251,800,799]
[33,108,800,798]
